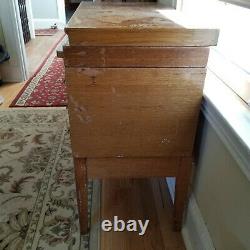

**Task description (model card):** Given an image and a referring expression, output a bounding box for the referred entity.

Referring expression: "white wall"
[191,115,250,250]
[31,0,66,29]
[31,0,58,19]
[180,111,250,250]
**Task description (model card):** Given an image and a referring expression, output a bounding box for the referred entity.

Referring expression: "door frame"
[0,0,28,82]
[26,0,36,39]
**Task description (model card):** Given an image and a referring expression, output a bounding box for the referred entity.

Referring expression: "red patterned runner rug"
[10,35,67,107]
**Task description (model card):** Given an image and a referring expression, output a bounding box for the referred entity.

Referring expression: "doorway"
[20,0,66,78]
[18,0,31,44]
[64,0,80,22]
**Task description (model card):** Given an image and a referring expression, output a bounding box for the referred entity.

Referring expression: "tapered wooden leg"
[73,157,88,234]
[173,157,193,231]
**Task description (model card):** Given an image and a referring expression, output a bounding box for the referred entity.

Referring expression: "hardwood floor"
[26,31,64,77]
[0,31,64,108]
[90,178,186,250]
[0,82,25,108]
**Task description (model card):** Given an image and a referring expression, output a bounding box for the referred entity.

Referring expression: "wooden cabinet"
[63,2,219,234]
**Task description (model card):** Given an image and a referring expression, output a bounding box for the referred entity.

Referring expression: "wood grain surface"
[66,28,219,47]
[66,67,205,158]
[63,46,209,68]
[65,3,219,46]
[73,157,88,234]
[87,157,179,178]
[101,178,186,249]
[173,157,193,230]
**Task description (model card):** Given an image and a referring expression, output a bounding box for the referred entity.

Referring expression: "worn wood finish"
[65,3,219,46]
[73,157,88,234]
[173,157,193,231]
[63,46,209,67]
[67,28,219,47]
[64,2,219,235]
[87,158,179,178]
[66,67,205,158]
[66,3,207,30]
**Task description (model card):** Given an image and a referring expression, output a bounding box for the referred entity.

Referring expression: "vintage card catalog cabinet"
[63,2,219,234]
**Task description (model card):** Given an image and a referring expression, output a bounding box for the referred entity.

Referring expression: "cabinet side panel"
[66,67,206,158]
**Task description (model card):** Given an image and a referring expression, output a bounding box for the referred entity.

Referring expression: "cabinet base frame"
[73,156,192,234]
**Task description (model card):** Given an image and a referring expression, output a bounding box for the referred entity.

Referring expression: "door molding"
[0,0,28,82]
[26,0,35,39]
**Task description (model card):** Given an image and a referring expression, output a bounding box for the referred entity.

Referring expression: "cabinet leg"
[173,157,193,231]
[74,157,88,234]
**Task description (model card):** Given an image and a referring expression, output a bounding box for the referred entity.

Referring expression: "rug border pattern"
[10,34,66,108]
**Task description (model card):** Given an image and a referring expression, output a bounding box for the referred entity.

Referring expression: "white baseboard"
[33,18,66,30]
[181,195,215,250]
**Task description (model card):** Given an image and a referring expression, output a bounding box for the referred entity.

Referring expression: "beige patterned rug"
[0,109,92,250]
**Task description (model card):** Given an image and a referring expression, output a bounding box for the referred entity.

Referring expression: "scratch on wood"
[78,51,87,56]
[69,95,78,106]
[75,105,87,113]
[116,154,125,158]
[82,68,100,77]
[69,95,93,124]
[78,114,92,124]
[100,48,106,67]
[78,190,83,205]
[161,138,171,144]
[91,76,96,86]
[111,87,116,94]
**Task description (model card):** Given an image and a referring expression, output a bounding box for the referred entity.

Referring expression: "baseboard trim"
[181,195,215,250]
[33,18,66,30]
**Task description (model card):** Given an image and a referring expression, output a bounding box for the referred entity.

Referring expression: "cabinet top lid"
[65,2,219,46]
[67,3,218,30]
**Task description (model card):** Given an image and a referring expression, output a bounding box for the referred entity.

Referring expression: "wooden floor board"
[0,82,25,108]
[151,179,186,249]
[99,178,185,250]
[25,31,64,77]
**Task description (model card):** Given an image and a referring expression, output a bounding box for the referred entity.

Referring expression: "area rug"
[35,29,59,36]
[10,36,67,108]
[0,109,91,250]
